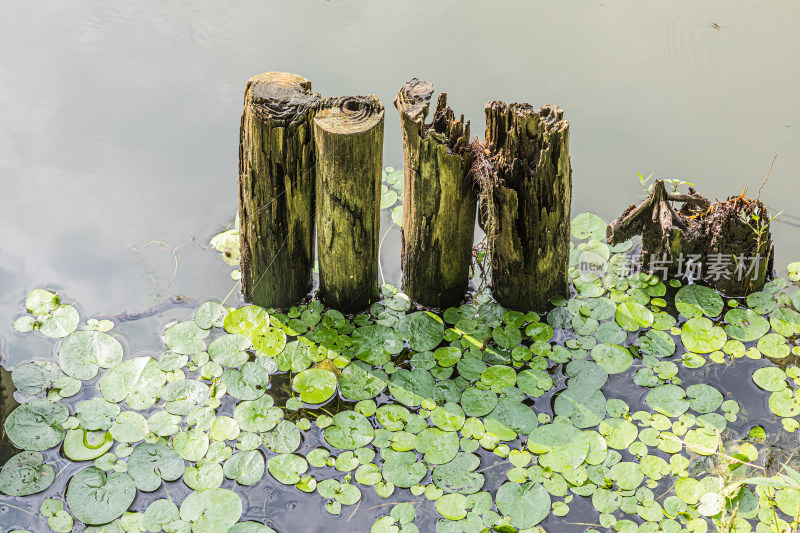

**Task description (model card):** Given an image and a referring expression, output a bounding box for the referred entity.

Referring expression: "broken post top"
[394,78,470,154]
[484,102,568,161]
[244,72,320,121]
[314,95,385,135]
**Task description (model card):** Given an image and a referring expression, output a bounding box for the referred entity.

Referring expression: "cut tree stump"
[394,79,477,308]
[239,72,319,309]
[481,102,572,311]
[607,180,774,295]
[314,95,385,312]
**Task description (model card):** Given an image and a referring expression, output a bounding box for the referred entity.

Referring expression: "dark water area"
[1,1,800,532]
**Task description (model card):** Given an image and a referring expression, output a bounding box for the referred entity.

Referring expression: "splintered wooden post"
[607,180,773,295]
[239,72,319,309]
[314,96,385,312]
[394,79,476,308]
[484,102,572,311]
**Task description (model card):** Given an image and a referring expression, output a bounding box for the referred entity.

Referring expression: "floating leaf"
[58,330,123,380]
[128,443,184,491]
[0,451,56,496]
[292,367,337,404]
[11,361,64,396]
[224,450,265,486]
[179,488,243,533]
[267,454,308,485]
[66,467,136,525]
[591,343,633,374]
[432,452,484,494]
[338,360,388,400]
[40,305,80,338]
[388,368,434,407]
[163,320,209,355]
[724,308,770,342]
[26,288,60,315]
[4,399,68,451]
[681,317,726,353]
[753,367,787,392]
[571,212,607,240]
[675,285,723,319]
[325,411,375,450]
[495,482,550,529]
[646,385,689,417]
[615,301,654,331]
[395,311,444,352]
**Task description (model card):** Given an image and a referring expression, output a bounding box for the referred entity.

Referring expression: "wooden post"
[607,180,774,295]
[314,95,385,312]
[394,79,476,308]
[239,72,319,309]
[482,102,572,311]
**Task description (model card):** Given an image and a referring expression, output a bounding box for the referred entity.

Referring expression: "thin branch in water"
[756,154,778,202]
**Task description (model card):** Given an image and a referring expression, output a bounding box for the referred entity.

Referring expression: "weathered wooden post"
[607,180,774,295]
[394,79,477,309]
[239,72,319,309]
[314,95,385,312]
[482,102,572,311]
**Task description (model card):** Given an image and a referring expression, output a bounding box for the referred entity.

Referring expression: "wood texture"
[608,181,773,295]
[394,79,476,308]
[314,95,385,312]
[239,72,319,309]
[484,102,572,311]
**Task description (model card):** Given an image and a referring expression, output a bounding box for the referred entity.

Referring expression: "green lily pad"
[432,452,484,494]
[26,288,60,315]
[292,367,337,404]
[66,467,136,525]
[128,443,184,491]
[325,411,375,450]
[686,384,723,414]
[4,399,68,451]
[646,385,689,417]
[100,357,167,410]
[0,451,56,496]
[163,321,209,355]
[724,308,770,342]
[395,311,444,352]
[76,398,120,431]
[179,488,243,533]
[224,450,265,486]
[753,367,787,392]
[58,330,124,380]
[63,428,113,461]
[527,424,590,472]
[40,305,80,338]
[234,395,282,433]
[414,428,459,464]
[388,369,434,407]
[11,361,64,396]
[161,379,210,415]
[675,285,723,319]
[267,454,308,485]
[353,325,403,366]
[208,334,251,367]
[338,360,388,401]
[681,317,726,353]
[571,212,607,240]
[381,449,426,488]
[591,343,634,374]
[615,301,654,331]
[495,482,550,529]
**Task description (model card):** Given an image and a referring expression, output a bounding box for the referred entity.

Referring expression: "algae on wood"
[394,79,477,308]
[608,180,774,295]
[238,72,319,309]
[314,95,385,312]
[482,102,572,311]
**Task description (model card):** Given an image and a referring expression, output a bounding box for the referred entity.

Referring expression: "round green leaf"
[59,330,123,380]
[4,399,68,451]
[66,467,136,525]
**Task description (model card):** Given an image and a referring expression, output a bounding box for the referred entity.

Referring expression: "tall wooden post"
[484,103,572,311]
[314,95,385,312]
[394,79,477,309]
[239,72,319,309]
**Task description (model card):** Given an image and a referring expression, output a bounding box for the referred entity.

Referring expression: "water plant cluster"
[3,170,800,533]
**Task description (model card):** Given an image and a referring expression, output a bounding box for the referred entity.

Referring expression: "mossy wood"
[394,79,477,308]
[607,180,774,295]
[314,95,385,312]
[483,103,572,311]
[239,72,319,309]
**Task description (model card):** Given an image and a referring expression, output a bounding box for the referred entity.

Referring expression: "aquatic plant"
[3,168,800,532]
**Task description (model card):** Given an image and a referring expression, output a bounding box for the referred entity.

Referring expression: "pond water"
[1,1,800,532]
